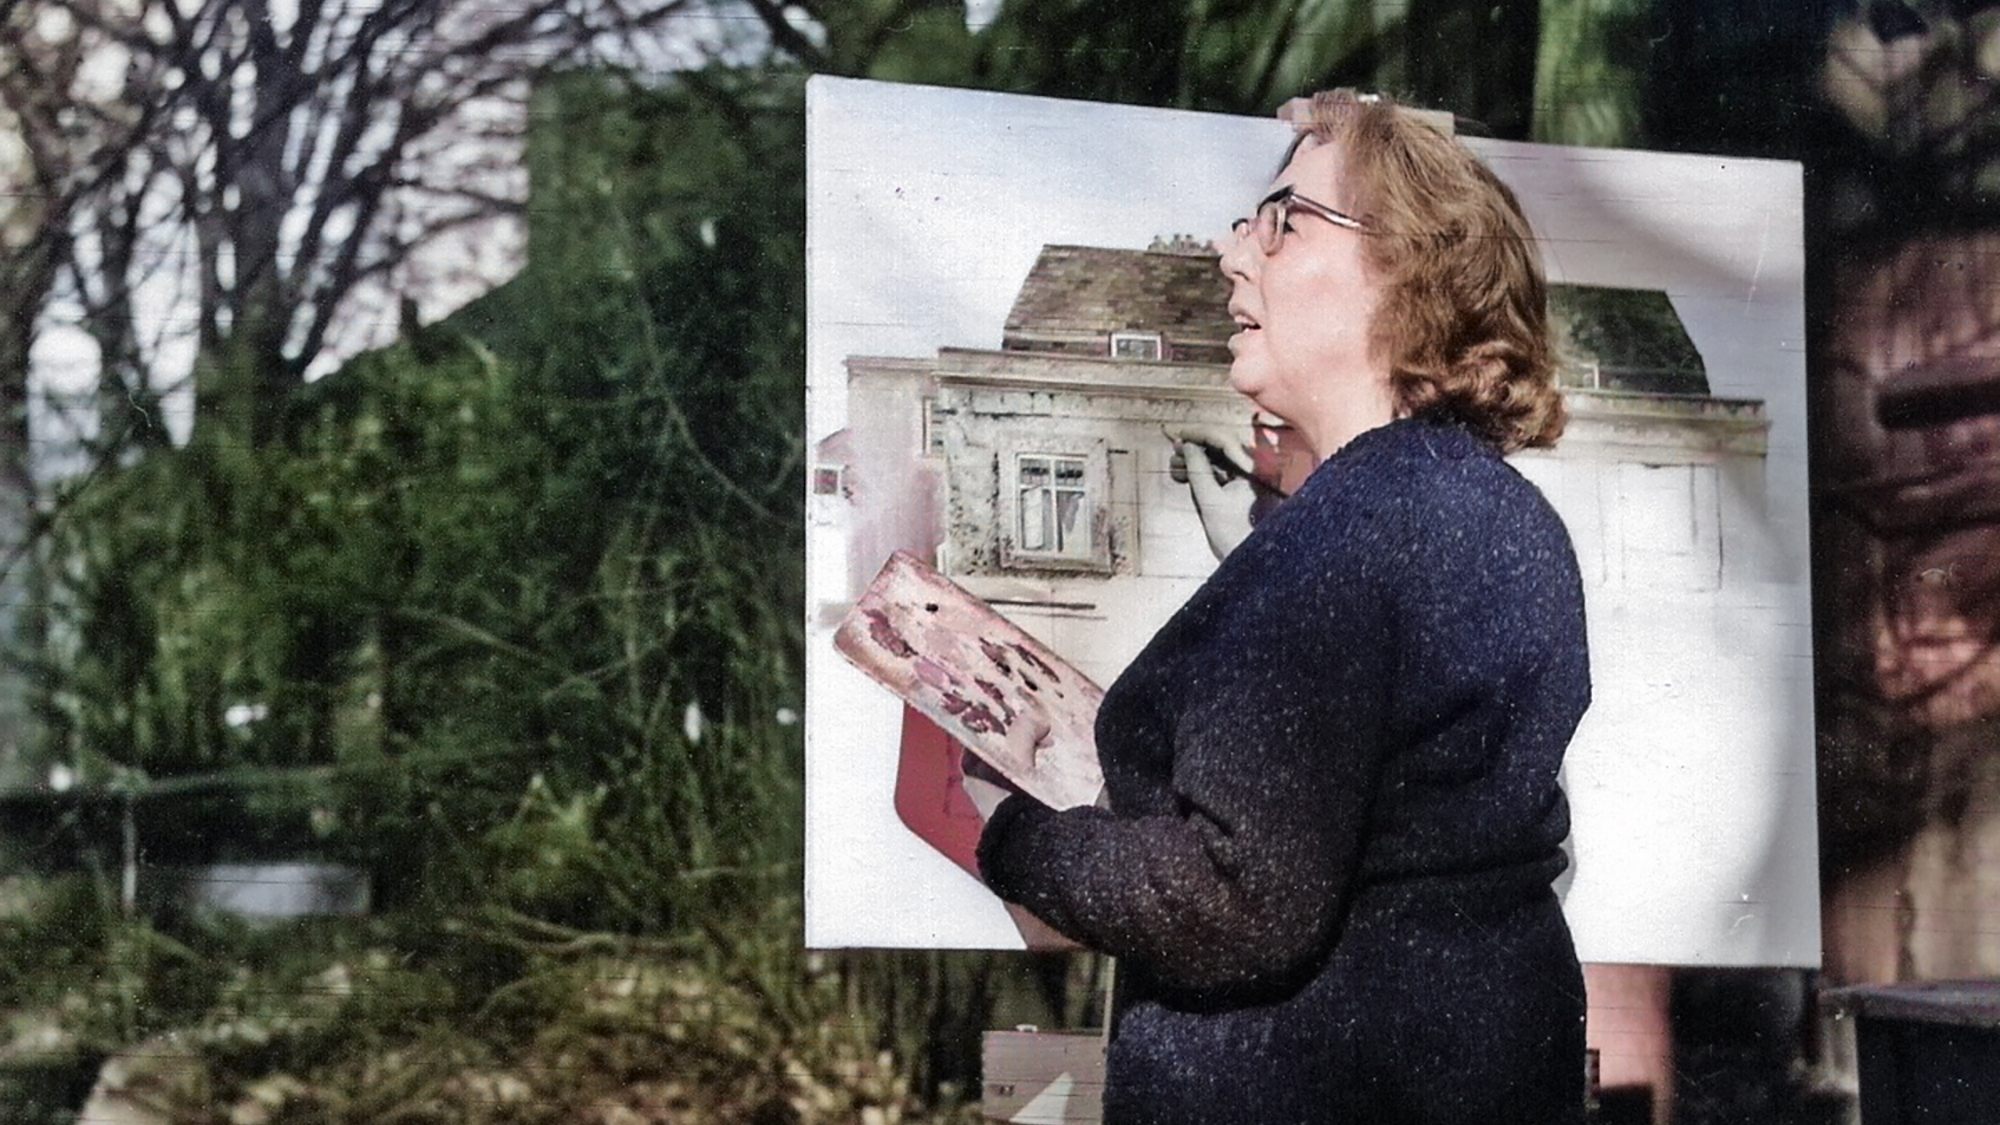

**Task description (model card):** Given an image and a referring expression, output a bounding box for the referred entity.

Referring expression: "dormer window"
[1110,331,1164,361]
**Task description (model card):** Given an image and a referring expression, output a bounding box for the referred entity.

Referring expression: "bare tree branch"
[12,0,715,455]
[743,0,829,71]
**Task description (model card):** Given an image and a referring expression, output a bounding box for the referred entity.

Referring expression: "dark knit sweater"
[978,417,1591,1125]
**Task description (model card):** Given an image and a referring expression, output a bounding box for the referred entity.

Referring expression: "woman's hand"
[1167,421,1257,479]
[1166,424,1258,561]
[961,747,1021,821]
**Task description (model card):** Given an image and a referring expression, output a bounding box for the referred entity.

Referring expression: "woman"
[976,91,1590,1124]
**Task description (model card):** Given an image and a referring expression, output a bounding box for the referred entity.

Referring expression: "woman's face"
[1219,138,1395,459]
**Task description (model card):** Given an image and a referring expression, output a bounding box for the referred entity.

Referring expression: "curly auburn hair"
[1286,91,1565,453]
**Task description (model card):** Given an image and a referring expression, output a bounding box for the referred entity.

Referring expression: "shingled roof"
[1002,244,1234,365]
[998,244,1708,396]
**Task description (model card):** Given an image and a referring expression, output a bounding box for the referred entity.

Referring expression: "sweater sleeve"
[976,522,1397,996]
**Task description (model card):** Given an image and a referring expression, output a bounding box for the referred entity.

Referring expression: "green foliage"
[11,63,846,1120]
[782,0,1422,117]
[419,68,807,931]
[1533,0,1654,146]
[35,68,807,943]
[789,0,988,87]
[972,0,1385,113]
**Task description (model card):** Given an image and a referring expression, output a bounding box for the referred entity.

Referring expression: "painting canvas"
[804,75,1815,966]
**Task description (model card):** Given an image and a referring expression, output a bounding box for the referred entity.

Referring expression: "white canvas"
[804,75,1816,966]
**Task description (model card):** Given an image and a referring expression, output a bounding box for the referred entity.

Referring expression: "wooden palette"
[835,551,1105,811]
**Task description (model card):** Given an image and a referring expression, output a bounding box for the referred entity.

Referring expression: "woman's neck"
[1299,381,1399,465]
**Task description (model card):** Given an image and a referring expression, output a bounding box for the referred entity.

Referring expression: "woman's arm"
[976,583,1398,995]
[976,771,1374,995]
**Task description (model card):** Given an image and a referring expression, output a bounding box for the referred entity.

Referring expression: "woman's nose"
[1217,229,1254,279]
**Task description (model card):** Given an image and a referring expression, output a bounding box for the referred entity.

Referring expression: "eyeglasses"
[1230,185,1367,255]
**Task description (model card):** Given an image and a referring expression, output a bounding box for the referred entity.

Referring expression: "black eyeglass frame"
[1230,185,1368,255]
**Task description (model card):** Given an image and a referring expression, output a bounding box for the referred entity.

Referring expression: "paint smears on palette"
[834,551,1106,811]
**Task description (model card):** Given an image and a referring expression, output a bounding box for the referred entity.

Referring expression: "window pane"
[1020,486,1050,550]
[1054,488,1084,552]
[1016,454,1095,559]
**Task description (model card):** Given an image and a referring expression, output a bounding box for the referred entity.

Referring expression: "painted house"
[823,243,1771,690]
